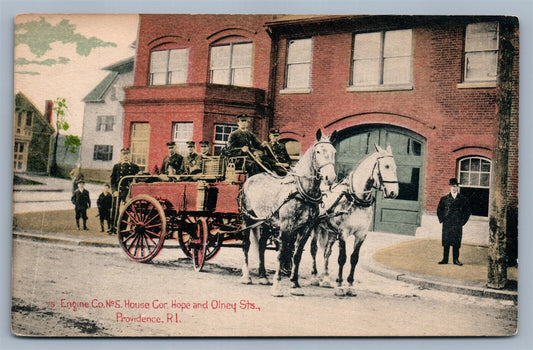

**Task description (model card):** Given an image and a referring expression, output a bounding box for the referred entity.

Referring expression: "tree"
[50,98,81,176]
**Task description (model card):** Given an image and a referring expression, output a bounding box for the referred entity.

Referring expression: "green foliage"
[64,135,81,153]
[15,17,117,58]
[53,97,81,154]
[53,97,70,131]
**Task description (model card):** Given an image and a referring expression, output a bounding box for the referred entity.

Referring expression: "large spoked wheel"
[178,214,222,264]
[191,218,208,271]
[118,195,166,263]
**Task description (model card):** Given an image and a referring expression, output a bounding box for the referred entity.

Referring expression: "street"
[11,237,517,337]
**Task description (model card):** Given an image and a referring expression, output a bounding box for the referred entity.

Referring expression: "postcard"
[12,14,518,337]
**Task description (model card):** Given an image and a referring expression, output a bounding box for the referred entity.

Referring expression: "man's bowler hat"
[449,178,459,186]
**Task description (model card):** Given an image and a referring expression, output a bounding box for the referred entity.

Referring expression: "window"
[13,142,28,171]
[285,38,313,90]
[281,139,301,161]
[93,145,114,161]
[150,48,189,85]
[351,29,412,87]
[172,122,194,154]
[210,42,252,86]
[26,112,33,126]
[464,22,499,82]
[458,157,492,216]
[130,123,150,170]
[214,123,238,155]
[96,115,114,132]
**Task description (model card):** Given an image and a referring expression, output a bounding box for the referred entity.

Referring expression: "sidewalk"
[12,173,518,302]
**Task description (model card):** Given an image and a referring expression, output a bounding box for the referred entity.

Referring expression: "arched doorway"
[335,124,426,235]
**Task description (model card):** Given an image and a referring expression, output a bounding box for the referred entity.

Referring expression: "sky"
[14,14,139,136]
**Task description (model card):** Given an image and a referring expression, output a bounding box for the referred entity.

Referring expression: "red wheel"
[118,195,166,262]
[178,215,221,261]
[192,218,208,271]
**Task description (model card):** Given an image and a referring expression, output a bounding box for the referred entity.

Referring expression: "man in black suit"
[262,128,292,176]
[437,178,472,266]
[161,141,185,175]
[109,148,140,234]
[227,114,266,175]
[71,179,91,231]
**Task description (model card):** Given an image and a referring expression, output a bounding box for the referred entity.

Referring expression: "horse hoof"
[270,287,284,297]
[309,277,320,286]
[240,277,253,285]
[345,287,357,297]
[258,277,271,285]
[320,279,333,289]
[290,288,305,296]
[334,287,345,296]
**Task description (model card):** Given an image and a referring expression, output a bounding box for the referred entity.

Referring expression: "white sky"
[14,14,139,136]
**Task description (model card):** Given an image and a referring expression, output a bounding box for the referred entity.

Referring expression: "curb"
[13,231,118,248]
[364,259,518,302]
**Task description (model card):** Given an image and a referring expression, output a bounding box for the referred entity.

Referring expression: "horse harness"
[318,153,398,239]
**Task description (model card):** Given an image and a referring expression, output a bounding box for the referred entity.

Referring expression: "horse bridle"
[343,153,398,207]
[311,141,336,180]
[372,154,399,192]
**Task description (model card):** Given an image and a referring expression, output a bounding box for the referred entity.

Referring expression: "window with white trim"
[285,38,313,90]
[150,48,189,85]
[210,42,252,87]
[96,115,114,132]
[458,157,492,216]
[130,123,150,170]
[213,123,238,155]
[93,145,114,161]
[172,122,194,154]
[464,22,499,82]
[351,29,412,87]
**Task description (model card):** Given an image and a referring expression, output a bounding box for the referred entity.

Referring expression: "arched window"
[209,36,253,87]
[458,156,492,216]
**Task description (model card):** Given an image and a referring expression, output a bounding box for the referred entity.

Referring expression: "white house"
[79,57,134,181]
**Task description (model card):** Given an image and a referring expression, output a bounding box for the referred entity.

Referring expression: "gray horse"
[310,144,399,296]
[241,129,337,297]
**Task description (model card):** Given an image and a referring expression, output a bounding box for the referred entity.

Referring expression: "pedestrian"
[161,141,185,175]
[109,148,140,234]
[97,184,113,233]
[71,179,91,231]
[184,141,202,174]
[436,178,471,266]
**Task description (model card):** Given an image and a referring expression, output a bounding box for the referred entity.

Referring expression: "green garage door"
[335,125,425,235]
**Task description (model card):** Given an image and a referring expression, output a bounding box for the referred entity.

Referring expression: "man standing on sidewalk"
[71,179,91,231]
[437,178,471,266]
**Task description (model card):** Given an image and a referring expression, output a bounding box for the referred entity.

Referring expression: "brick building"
[123,15,518,245]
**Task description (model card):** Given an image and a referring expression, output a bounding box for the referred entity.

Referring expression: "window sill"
[457,81,497,89]
[280,88,312,95]
[346,84,413,93]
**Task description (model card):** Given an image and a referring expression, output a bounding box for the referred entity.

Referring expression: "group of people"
[70,113,292,235]
[226,114,292,176]
[159,140,211,176]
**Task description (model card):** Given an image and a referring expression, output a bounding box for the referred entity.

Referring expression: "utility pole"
[487,18,519,289]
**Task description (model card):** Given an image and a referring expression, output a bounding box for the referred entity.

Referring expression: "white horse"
[310,144,399,296]
[241,129,338,297]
